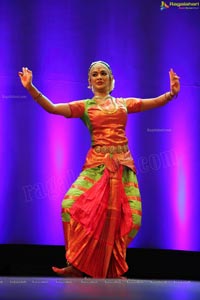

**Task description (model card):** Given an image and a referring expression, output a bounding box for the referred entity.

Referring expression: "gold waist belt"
[94,144,128,154]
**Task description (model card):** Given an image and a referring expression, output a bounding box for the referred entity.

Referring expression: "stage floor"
[1,277,200,300]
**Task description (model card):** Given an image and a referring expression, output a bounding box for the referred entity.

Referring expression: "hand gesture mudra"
[169,68,180,97]
[18,67,33,89]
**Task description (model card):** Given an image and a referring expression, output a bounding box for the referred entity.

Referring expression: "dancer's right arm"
[18,67,71,117]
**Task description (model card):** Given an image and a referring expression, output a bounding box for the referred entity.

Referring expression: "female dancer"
[18,61,180,278]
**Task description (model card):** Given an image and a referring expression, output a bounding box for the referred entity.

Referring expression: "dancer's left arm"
[141,68,180,111]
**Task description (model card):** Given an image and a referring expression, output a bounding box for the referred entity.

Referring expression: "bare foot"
[52,265,83,277]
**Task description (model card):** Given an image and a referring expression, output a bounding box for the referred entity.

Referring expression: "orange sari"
[61,97,142,278]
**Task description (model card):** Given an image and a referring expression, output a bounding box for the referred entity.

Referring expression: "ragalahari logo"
[160,1,170,10]
[160,1,200,10]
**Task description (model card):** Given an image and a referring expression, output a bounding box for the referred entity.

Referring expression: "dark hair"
[88,61,112,73]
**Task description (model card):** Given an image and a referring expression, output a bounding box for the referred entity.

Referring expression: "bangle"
[34,92,42,102]
[164,92,171,102]
[169,91,178,100]
[165,91,176,102]
[171,91,178,99]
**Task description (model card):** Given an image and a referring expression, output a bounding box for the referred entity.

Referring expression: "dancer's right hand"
[18,67,33,89]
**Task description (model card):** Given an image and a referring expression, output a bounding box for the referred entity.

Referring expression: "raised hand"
[169,68,180,96]
[18,67,33,89]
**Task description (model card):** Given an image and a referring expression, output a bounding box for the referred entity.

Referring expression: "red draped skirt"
[61,163,141,278]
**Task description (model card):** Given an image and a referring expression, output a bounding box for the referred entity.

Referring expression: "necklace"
[93,95,118,114]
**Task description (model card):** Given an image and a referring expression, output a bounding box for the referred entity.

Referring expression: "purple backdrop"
[0,0,200,250]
